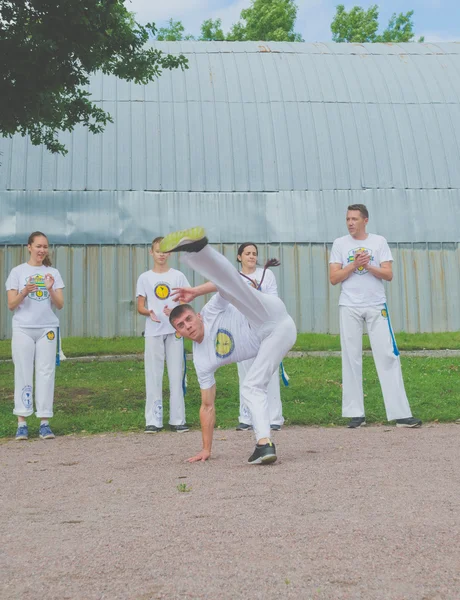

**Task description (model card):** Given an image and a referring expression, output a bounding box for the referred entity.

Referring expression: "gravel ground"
[1,425,459,600]
[3,349,460,364]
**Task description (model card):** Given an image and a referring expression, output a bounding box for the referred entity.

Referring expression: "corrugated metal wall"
[1,190,460,245]
[1,43,460,336]
[2,242,459,339]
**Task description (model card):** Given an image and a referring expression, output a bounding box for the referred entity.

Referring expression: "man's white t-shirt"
[193,293,261,389]
[239,268,278,296]
[329,234,393,307]
[136,268,191,336]
[5,263,65,328]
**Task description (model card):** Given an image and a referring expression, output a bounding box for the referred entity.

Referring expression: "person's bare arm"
[136,295,160,322]
[137,295,150,317]
[367,261,393,282]
[329,252,370,285]
[49,288,64,310]
[187,384,216,463]
[171,281,218,303]
[7,280,38,311]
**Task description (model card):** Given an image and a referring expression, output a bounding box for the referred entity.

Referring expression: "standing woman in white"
[5,232,65,440]
[235,242,284,432]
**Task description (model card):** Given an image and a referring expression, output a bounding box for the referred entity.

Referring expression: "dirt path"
[2,348,460,365]
[1,425,459,599]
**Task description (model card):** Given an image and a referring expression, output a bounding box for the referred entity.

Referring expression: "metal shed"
[1,41,460,337]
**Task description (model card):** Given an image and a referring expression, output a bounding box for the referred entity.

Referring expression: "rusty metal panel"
[443,244,460,332]
[1,189,460,246]
[2,242,460,338]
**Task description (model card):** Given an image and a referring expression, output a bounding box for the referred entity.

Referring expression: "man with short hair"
[329,204,421,429]
[160,227,297,465]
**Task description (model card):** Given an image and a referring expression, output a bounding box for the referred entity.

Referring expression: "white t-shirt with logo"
[239,268,278,296]
[329,234,393,307]
[136,268,191,336]
[193,293,261,390]
[5,263,65,328]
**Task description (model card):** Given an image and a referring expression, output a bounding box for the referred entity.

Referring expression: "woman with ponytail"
[5,232,65,440]
[235,242,284,432]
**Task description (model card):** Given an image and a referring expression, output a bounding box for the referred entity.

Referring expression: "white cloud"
[127,0,331,39]
[127,0,215,31]
[419,30,459,42]
[208,0,249,32]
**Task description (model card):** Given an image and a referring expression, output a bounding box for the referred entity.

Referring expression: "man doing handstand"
[160,227,297,465]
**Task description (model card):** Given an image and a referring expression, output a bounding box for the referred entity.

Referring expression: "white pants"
[340,305,412,421]
[144,334,186,427]
[182,246,297,442]
[238,361,284,426]
[12,327,57,418]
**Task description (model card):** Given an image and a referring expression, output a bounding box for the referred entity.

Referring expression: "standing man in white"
[136,237,191,433]
[329,204,422,429]
[5,231,65,440]
[160,227,297,465]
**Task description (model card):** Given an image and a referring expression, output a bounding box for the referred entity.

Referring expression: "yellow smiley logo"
[215,329,235,358]
[154,283,170,300]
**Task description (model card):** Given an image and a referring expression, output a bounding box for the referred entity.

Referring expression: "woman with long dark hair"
[235,242,284,432]
[5,232,65,440]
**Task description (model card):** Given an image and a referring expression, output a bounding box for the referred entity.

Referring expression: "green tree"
[156,18,195,41]
[199,18,225,41]
[379,11,424,43]
[227,0,304,42]
[331,4,424,43]
[0,1,188,155]
[331,4,379,42]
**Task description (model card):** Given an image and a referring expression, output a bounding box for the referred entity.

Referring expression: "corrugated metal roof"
[1,42,460,194]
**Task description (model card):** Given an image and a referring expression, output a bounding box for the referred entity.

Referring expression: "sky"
[126,0,459,43]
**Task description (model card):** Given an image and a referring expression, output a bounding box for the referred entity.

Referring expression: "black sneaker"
[347,417,366,429]
[236,423,253,431]
[248,442,277,465]
[270,424,281,431]
[145,425,163,433]
[159,227,208,253]
[170,425,190,433]
[396,417,422,428]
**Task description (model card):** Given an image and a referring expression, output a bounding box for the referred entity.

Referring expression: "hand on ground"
[186,449,210,463]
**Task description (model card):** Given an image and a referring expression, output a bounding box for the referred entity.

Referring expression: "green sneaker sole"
[159,227,206,253]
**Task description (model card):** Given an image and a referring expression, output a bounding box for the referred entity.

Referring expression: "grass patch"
[292,332,460,352]
[1,331,460,361]
[1,356,459,438]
